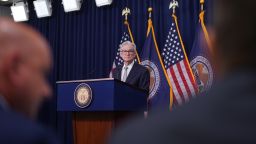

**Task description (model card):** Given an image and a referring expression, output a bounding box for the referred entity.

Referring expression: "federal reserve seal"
[190,56,213,92]
[74,83,92,108]
[141,60,160,99]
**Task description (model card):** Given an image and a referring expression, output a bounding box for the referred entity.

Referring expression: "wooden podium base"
[57,79,147,144]
[73,112,129,144]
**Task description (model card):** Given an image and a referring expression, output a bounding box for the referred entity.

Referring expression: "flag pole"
[122,7,141,63]
[148,7,174,110]
[148,7,152,18]
[200,0,204,12]
[170,0,199,97]
[199,0,213,54]
[144,7,153,116]
[146,7,153,36]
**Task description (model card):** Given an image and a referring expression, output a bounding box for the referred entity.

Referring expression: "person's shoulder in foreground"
[0,109,59,144]
[109,0,256,143]
[109,70,256,144]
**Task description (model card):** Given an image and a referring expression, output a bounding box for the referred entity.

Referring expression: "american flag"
[109,31,130,77]
[162,16,198,106]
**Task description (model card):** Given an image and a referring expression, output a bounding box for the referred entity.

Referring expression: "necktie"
[122,66,128,82]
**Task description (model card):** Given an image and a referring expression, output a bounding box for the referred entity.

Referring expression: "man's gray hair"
[119,41,136,51]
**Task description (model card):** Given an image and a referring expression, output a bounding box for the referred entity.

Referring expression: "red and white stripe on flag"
[166,60,197,105]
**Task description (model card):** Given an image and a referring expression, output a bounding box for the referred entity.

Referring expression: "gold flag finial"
[122,7,131,21]
[148,7,153,12]
[169,0,179,15]
[200,0,205,11]
[148,7,153,18]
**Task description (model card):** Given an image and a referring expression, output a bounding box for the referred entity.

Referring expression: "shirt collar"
[123,60,135,70]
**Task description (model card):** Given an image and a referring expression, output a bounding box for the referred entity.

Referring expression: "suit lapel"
[117,65,122,80]
[126,63,137,83]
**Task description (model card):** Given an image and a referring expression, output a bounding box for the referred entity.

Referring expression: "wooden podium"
[57,78,147,144]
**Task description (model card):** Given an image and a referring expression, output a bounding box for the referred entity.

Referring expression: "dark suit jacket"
[113,63,150,93]
[0,105,60,144]
[109,70,256,144]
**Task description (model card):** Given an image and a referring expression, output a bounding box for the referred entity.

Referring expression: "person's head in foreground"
[213,0,256,76]
[0,18,52,120]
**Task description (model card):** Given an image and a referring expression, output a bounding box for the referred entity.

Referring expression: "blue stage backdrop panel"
[27,0,212,144]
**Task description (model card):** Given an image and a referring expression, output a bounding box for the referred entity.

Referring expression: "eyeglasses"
[120,50,135,53]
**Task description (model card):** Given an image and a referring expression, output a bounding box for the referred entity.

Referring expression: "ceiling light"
[33,0,52,18]
[62,0,82,12]
[95,0,113,7]
[10,1,29,22]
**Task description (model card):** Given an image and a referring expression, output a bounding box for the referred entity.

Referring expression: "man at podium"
[113,41,150,93]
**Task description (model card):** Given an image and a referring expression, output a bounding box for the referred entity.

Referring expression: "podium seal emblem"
[74,83,92,108]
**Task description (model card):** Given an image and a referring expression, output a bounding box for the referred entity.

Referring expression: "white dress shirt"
[121,61,135,82]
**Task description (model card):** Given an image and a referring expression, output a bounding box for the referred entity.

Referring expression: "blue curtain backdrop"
[27,0,212,143]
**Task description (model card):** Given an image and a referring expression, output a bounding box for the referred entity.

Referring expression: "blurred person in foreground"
[109,0,256,143]
[0,18,59,144]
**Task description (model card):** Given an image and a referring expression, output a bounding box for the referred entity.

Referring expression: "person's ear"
[120,50,124,57]
[3,52,24,86]
[132,52,136,58]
